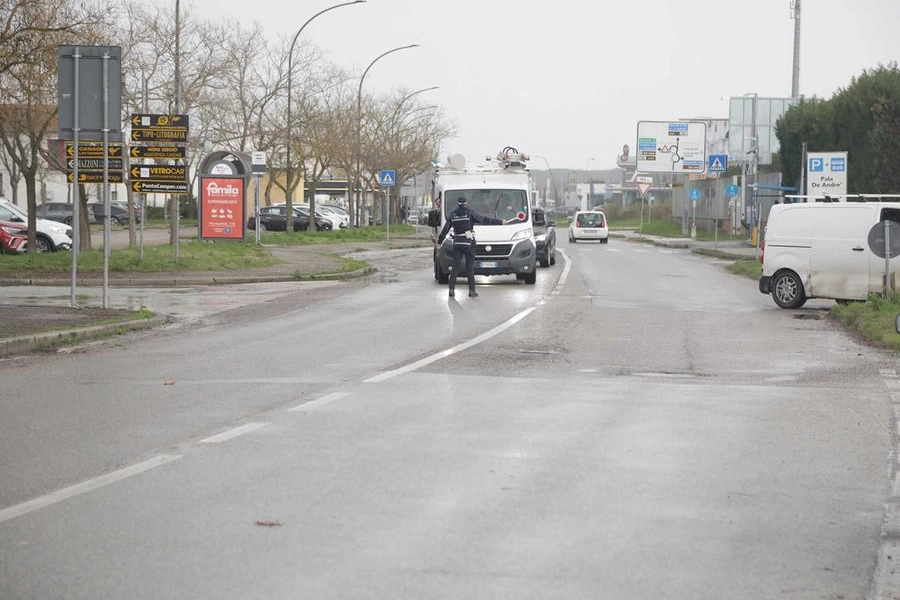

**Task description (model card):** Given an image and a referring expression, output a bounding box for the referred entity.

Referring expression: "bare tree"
[0,0,109,75]
[367,90,455,224]
[0,0,114,252]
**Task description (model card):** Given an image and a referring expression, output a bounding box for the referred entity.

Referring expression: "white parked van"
[759,200,900,308]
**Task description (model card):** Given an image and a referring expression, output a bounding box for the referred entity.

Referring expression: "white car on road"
[569,210,609,243]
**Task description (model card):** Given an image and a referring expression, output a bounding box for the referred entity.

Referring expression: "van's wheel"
[772,270,806,309]
[436,262,448,284]
[524,271,537,285]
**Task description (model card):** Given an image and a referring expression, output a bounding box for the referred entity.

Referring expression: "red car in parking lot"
[0,220,27,253]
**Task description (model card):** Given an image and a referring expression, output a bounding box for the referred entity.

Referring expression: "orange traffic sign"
[67,171,123,184]
[65,142,122,157]
[131,181,188,194]
[130,145,186,159]
[130,164,186,182]
[130,113,189,130]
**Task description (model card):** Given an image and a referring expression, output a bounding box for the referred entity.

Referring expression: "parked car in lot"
[88,201,141,225]
[569,210,609,243]
[35,201,77,225]
[311,204,349,229]
[247,205,333,232]
[0,220,27,253]
[0,199,72,252]
[532,208,556,267]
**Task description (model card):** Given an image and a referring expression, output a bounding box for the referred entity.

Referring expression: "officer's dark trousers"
[449,243,476,292]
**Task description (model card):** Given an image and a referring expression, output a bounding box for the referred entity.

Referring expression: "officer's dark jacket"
[437,206,502,248]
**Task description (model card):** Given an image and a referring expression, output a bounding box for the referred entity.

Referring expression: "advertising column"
[199,176,246,240]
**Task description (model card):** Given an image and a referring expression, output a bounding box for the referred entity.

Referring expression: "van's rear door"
[810,205,873,300]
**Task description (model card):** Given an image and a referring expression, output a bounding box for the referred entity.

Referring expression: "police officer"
[437,196,509,297]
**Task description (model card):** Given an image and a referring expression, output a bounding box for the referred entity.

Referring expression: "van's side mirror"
[427,209,441,228]
[548,220,556,227]
[895,313,900,334]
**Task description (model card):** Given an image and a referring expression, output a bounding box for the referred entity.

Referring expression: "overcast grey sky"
[183,0,900,170]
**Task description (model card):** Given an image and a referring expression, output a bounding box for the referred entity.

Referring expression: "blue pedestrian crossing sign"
[708,154,727,174]
[379,169,396,187]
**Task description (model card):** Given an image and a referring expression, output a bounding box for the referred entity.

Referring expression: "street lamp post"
[533,155,554,208]
[585,158,596,211]
[285,0,365,231]
[354,43,419,227]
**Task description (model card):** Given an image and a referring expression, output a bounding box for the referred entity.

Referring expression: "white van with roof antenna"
[427,146,538,285]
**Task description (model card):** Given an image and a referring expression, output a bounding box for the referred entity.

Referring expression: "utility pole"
[790,0,801,99]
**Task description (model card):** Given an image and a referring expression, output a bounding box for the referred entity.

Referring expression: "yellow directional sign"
[67,158,123,171]
[130,113,189,130]
[131,129,188,142]
[67,171,123,184]
[130,145,186,159]
[132,181,188,194]
[130,164,186,182]
[65,143,122,157]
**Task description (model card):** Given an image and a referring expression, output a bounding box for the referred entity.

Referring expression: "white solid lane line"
[364,306,538,383]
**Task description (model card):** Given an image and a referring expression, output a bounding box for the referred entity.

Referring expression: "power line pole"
[790,0,801,99]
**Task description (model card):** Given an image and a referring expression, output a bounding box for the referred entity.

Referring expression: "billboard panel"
[636,121,707,174]
[58,45,123,142]
[199,176,246,240]
[727,96,798,166]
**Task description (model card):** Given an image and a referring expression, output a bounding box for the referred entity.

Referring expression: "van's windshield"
[444,189,529,222]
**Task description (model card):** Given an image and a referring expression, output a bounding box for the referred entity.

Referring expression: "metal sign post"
[58,44,123,308]
[689,188,701,239]
[868,220,900,298]
[251,151,267,244]
[636,175,652,236]
[379,169,396,243]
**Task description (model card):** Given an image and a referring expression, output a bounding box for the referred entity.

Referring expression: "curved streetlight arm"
[533,155,555,208]
[388,86,439,127]
[398,86,439,110]
[286,0,366,209]
[354,43,419,226]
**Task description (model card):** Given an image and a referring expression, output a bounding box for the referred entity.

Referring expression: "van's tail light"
[599,219,606,227]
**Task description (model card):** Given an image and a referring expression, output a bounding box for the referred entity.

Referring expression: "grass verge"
[832,293,900,352]
[0,240,279,274]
